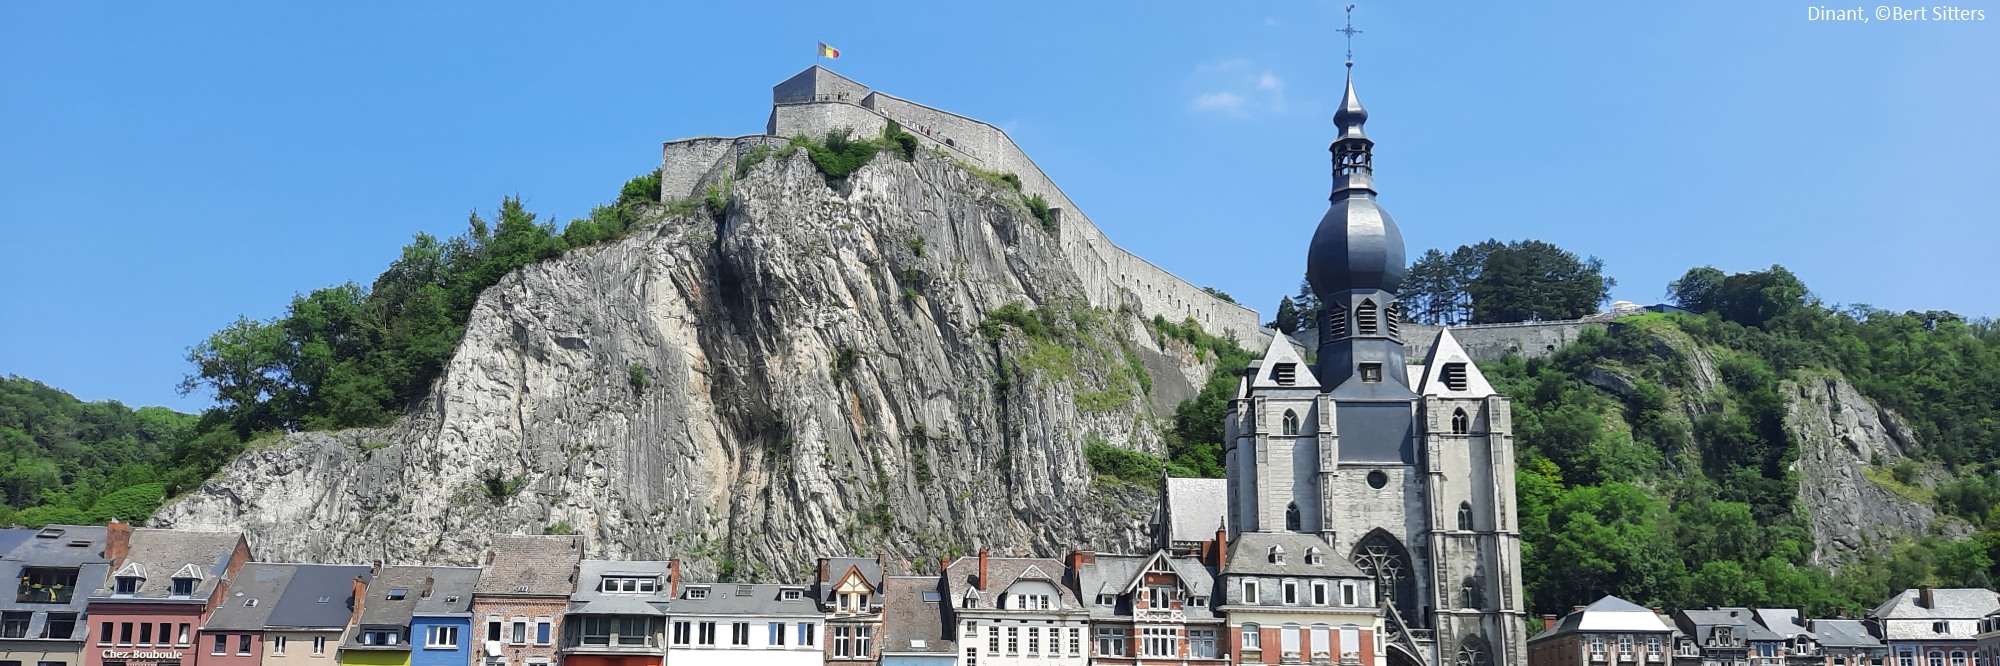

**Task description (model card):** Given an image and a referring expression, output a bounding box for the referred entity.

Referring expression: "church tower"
[1221,60,1526,666]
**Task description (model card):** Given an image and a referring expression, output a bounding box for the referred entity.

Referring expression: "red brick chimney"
[669,559,682,597]
[977,548,989,591]
[104,519,133,566]
[1543,615,1557,631]
[1068,550,1095,571]
[939,557,949,575]
[1214,527,1228,569]
[819,558,830,583]
[350,576,368,623]
[1919,585,1935,609]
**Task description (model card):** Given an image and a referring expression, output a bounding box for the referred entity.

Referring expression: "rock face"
[153,148,1205,578]
[1786,373,1962,568]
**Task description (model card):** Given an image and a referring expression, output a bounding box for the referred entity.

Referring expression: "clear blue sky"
[3,1,1995,412]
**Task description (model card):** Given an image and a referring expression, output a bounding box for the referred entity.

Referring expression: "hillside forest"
[4,149,1999,617]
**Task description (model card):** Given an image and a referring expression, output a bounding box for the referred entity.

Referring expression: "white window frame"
[427,625,459,649]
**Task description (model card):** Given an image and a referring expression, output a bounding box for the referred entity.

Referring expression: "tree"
[1466,240,1614,323]
[1668,266,1727,312]
[1271,297,1301,334]
[1399,248,1459,325]
[1201,287,1236,304]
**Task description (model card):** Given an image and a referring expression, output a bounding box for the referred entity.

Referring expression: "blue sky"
[3,1,1995,411]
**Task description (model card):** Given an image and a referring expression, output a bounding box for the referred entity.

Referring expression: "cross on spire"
[1338,4,1362,66]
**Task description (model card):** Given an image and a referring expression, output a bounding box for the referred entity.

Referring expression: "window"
[1356,300,1378,335]
[1068,628,1081,655]
[138,623,151,645]
[511,620,527,645]
[17,567,80,604]
[798,623,815,647]
[580,617,613,646]
[312,636,326,655]
[599,577,659,594]
[1360,363,1383,383]
[1281,410,1299,435]
[1242,625,1262,652]
[1286,502,1302,531]
[238,634,252,654]
[988,625,999,654]
[1442,364,1469,392]
[1340,626,1360,660]
[835,625,855,657]
[170,578,196,596]
[1097,594,1115,606]
[1006,627,1019,655]
[177,624,189,645]
[769,623,786,646]
[1027,627,1041,656]
[1274,363,1298,386]
[1312,582,1328,605]
[1342,582,1357,606]
[486,619,501,642]
[1283,581,1298,605]
[1328,304,1349,338]
[114,577,140,595]
[1305,548,1322,565]
[317,596,330,603]
[856,626,871,657]
[1147,586,1173,609]
[427,626,457,649]
[1619,635,1634,656]
[1268,546,1286,564]
[1310,626,1331,659]
[1936,622,1952,634]
[535,619,551,645]
[1280,625,1301,657]
[685,586,710,600]
[44,613,75,640]
[1450,407,1469,433]
[98,622,111,646]
[1190,629,1217,659]
[781,588,802,601]
[1243,579,1260,604]
[672,622,691,645]
[1142,627,1177,657]
[698,622,716,645]
[730,622,750,646]
[1590,636,1606,656]
[386,588,408,600]
[118,622,132,645]
[1930,651,1945,666]
[0,613,29,639]
[1645,636,1660,656]
[1458,502,1474,531]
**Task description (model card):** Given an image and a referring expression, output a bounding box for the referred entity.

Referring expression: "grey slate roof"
[1221,532,1366,578]
[357,565,431,627]
[569,560,672,616]
[1678,609,1786,645]
[265,564,371,630]
[1753,608,1809,639]
[817,557,884,604]
[1871,588,2000,620]
[0,529,40,556]
[881,576,954,655]
[941,556,1082,612]
[1530,596,1669,642]
[205,563,298,630]
[673,582,818,617]
[474,535,582,597]
[1164,478,1227,545]
[1811,619,1884,649]
[1073,552,1217,621]
[94,528,243,602]
[0,525,109,616]
[412,567,480,616]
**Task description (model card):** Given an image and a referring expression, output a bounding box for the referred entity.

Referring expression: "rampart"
[660,66,1267,344]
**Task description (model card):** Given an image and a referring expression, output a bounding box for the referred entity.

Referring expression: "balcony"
[15,568,80,604]
[562,636,662,653]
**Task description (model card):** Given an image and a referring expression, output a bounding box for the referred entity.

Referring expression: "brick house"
[82,522,251,666]
[1070,550,1225,666]
[468,536,581,666]
[1526,596,1674,666]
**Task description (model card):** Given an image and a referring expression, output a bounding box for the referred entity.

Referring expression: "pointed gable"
[1250,333,1319,389]
[1416,329,1495,397]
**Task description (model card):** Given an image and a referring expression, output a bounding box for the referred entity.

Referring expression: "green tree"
[1465,240,1614,323]
[1271,297,1302,335]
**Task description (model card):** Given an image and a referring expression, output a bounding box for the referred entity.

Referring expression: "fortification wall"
[1404,320,1602,362]
[659,138,737,199]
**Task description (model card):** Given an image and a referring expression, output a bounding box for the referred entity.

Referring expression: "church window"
[1385,302,1402,338]
[1442,363,1469,391]
[1459,577,1481,608]
[1285,502,1301,531]
[1281,410,1299,436]
[1352,529,1418,623]
[1455,637,1491,666]
[1359,363,1383,383]
[1366,470,1388,489]
[1273,363,1297,386]
[1451,408,1469,434]
[1327,304,1348,339]
[1356,300,1378,335]
[1458,502,1474,531]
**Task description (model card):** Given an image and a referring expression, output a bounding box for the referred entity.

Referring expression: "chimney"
[1919,585,1935,609]
[819,558,830,583]
[978,548,989,591]
[1068,550,1094,571]
[669,559,682,597]
[877,550,887,568]
[1795,607,1807,626]
[105,519,133,565]
[421,576,435,599]
[1542,615,1557,631]
[350,575,368,624]
[370,561,382,575]
[1214,527,1229,569]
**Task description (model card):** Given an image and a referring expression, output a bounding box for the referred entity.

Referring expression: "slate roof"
[1753,608,1809,640]
[941,556,1082,613]
[412,567,481,616]
[881,576,955,655]
[1811,619,1884,649]
[817,557,883,604]
[1678,609,1786,645]
[672,583,818,617]
[1220,532,1366,578]
[1073,552,1218,621]
[1530,596,1670,642]
[265,564,371,630]
[93,528,243,602]
[569,560,672,616]
[1416,329,1496,398]
[1872,588,2000,620]
[474,535,582,597]
[0,525,109,615]
[1164,478,1227,545]
[205,563,297,630]
[357,565,431,627]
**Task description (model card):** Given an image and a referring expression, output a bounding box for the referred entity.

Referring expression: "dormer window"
[1096,594,1115,606]
[1281,410,1300,436]
[1304,548,1322,565]
[1268,546,1286,564]
[387,588,408,600]
[170,578,196,596]
[599,576,659,594]
[780,588,803,601]
[114,577,141,595]
[1273,363,1297,386]
[685,586,710,600]
[1441,363,1468,391]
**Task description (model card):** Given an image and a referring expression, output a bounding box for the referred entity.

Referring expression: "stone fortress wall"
[659,67,1268,344]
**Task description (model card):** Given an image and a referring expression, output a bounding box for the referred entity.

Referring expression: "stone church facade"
[1212,62,1528,666]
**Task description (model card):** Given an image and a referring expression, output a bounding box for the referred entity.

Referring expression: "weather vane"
[1338,4,1362,65]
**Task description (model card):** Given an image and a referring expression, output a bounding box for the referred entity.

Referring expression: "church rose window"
[1366,470,1388,489]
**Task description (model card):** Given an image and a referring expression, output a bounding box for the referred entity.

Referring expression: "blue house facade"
[409,567,481,666]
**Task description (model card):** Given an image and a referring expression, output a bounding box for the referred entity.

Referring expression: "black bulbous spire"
[1305,62,1405,298]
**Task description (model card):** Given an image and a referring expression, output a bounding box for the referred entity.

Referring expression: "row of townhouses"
[1528,587,2000,666]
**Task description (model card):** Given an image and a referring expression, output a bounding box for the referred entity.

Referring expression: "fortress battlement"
[659,66,1267,344]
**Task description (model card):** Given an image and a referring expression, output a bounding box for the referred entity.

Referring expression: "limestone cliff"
[153,147,1212,578]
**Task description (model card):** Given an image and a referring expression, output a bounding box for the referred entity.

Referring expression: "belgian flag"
[818,42,840,59]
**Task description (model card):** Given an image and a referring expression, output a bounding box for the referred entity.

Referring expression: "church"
[1165,61,1528,666]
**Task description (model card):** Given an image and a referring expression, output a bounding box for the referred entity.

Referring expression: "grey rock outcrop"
[153,148,1210,578]
[1786,373,1959,568]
